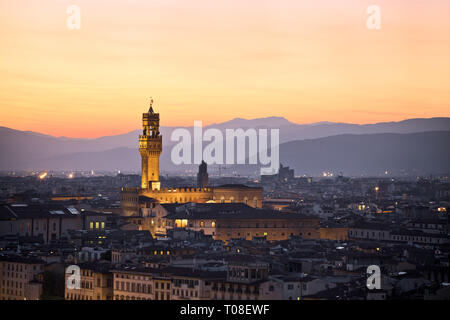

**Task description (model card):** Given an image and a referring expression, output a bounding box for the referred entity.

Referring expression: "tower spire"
[149,97,154,113]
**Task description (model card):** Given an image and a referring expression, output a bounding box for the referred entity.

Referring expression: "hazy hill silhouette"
[1,117,449,174]
[4,129,449,176]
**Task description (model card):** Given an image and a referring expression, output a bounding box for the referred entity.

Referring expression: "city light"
[38,172,48,180]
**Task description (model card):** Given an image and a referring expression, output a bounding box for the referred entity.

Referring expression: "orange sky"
[0,0,449,138]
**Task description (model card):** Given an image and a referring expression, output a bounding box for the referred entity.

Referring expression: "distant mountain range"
[0,117,449,175]
[279,131,450,176]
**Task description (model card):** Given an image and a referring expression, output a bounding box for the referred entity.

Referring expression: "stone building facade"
[0,255,44,300]
[64,262,113,300]
[0,204,82,243]
[159,203,320,242]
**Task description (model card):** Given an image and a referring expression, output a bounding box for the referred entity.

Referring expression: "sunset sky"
[0,0,449,138]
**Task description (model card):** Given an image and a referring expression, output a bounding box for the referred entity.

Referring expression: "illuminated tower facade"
[139,98,162,190]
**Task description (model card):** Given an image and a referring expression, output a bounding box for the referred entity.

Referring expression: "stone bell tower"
[139,98,162,190]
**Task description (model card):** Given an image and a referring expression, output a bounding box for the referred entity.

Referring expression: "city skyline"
[0,0,449,306]
[1,0,449,138]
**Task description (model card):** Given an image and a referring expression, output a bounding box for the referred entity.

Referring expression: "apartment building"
[65,262,113,300]
[0,255,45,300]
[112,268,155,300]
[169,267,225,300]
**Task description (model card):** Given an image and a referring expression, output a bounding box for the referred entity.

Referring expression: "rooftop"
[162,203,318,220]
